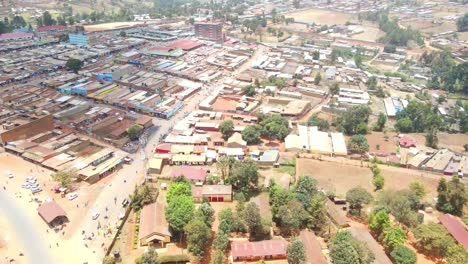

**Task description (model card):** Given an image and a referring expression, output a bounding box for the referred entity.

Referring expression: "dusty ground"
[286,9,354,25]
[296,158,441,201]
[0,216,26,264]
[412,132,468,154]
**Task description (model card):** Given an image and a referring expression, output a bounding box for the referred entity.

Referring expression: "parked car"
[5,171,13,178]
[31,187,42,194]
[21,183,31,189]
[92,212,100,220]
[121,198,130,207]
[67,193,78,200]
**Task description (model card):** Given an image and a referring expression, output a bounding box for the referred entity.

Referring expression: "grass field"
[296,158,441,201]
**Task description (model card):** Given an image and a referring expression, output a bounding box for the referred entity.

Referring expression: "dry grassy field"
[296,158,441,200]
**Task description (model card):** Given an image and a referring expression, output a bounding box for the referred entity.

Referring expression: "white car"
[21,183,31,189]
[92,212,100,220]
[67,193,78,200]
[5,171,13,178]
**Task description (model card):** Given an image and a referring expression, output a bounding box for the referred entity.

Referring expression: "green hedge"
[158,254,190,263]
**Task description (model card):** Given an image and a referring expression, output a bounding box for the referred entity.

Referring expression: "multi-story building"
[194,21,224,43]
[68,33,88,46]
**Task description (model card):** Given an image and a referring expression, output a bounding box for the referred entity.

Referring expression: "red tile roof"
[231,240,288,259]
[299,230,327,264]
[171,166,207,181]
[37,25,66,31]
[139,203,171,240]
[169,39,203,50]
[37,201,67,224]
[399,136,416,148]
[0,32,33,40]
[438,214,468,250]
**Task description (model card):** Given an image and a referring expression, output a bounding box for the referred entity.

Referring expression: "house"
[258,150,280,165]
[148,158,164,175]
[438,214,468,250]
[171,166,207,183]
[231,240,288,262]
[299,230,327,264]
[139,203,172,247]
[192,185,232,203]
[37,201,68,226]
[227,132,247,148]
[399,135,416,148]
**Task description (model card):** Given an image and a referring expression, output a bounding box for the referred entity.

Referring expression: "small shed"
[227,132,247,148]
[37,201,67,226]
[148,158,163,174]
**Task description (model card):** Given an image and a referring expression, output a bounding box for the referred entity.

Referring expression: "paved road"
[0,189,56,264]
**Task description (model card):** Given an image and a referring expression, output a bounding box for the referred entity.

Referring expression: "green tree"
[295,176,318,205]
[52,170,77,188]
[390,246,417,264]
[348,135,369,154]
[130,185,155,210]
[42,11,56,26]
[437,176,466,216]
[287,239,306,264]
[120,31,127,37]
[395,118,413,133]
[127,124,143,141]
[409,181,427,200]
[329,231,375,264]
[184,218,210,257]
[306,113,329,131]
[213,231,229,251]
[446,244,468,264]
[242,85,256,96]
[66,58,83,73]
[336,105,371,135]
[375,113,387,131]
[456,13,468,32]
[165,195,195,233]
[210,250,226,264]
[242,125,261,144]
[103,256,116,264]
[195,202,215,227]
[382,225,406,251]
[346,187,373,215]
[372,174,385,191]
[166,181,191,204]
[384,44,397,53]
[306,193,327,229]
[377,190,420,228]
[314,72,322,85]
[368,209,390,235]
[413,222,455,256]
[135,247,160,264]
[241,202,267,237]
[229,158,259,192]
[216,156,236,180]
[356,123,369,135]
[313,50,320,60]
[329,82,340,95]
[277,200,308,235]
[259,114,290,140]
[219,120,234,139]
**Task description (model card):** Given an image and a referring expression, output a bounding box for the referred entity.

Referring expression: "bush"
[158,254,190,263]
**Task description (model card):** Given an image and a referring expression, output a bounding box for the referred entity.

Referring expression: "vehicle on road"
[21,183,31,189]
[121,198,129,207]
[5,171,13,178]
[31,187,42,194]
[92,212,100,220]
[67,193,78,200]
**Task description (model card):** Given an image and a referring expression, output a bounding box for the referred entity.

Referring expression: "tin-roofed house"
[192,185,232,203]
[139,203,172,247]
[231,240,288,262]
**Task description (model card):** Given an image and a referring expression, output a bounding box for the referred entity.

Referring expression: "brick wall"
[0,115,54,145]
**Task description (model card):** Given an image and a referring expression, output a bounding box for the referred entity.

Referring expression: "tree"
[377,190,420,228]
[52,170,77,188]
[293,0,301,9]
[437,176,466,216]
[446,244,468,264]
[277,200,308,235]
[306,193,327,229]
[306,114,329,131]
[413,222,455,256]
[242,85,256,96]
[287,239,306,264]
[165,195,195,233]
[166,181,191,204]
[184,218,210,257]
[395,118,413,133]
[346,187,373,215]
[336,105,371,135]
[219,120,234,139]
[68,16,75,26]
[356,123,369,135]
[195,202,215,227]
[242,125,261,144]
[313,50,320,60]
[242,202,262,235]
[216,156,236,180]
[66,58,83,73]
[135,247,160,264]
[229,159,258,192]
[409,181,427,200]
[384,44,397,53]
[213,232,229,251]
[348,135,369,154]
[382,225,406,251]
[372,174,385,190]
[127,124,143,141]
[295,176,318,205]
[130,185,155,210]
[102,256,116,264]
[210,250,226,264]
[314,72,322,85]
[456,13,468,32]
[329,82,340,95]
[329,231,375,264]
[259,114,290,141]
[375,113,387,131]
[42,11,56,26]
[120,31,127,37]
[368,209,390,235]
[390,246,417,264]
